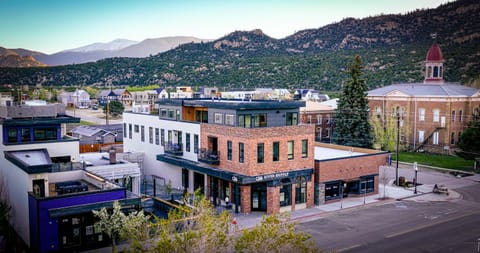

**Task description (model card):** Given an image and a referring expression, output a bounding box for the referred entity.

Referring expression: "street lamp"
[394,107,404,186]
[340,182,346,209]
[414,162,418,194]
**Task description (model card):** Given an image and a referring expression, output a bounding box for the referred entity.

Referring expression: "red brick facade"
[368,97,480,153]
[201,123,316,214]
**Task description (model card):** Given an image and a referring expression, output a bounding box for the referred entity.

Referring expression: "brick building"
[368,43,480,153]
[300,100,337,143]
[314,143,389,205]
[124,99,315,214]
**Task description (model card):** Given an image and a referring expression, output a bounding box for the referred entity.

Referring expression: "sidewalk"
[229,181,463,229]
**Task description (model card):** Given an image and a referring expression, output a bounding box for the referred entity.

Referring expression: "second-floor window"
[155,128,159,145]
[257,143,264,163]
[273,141,280,161]
[123,123,127,138]
[186,133,191,152]
[239,142,244,163]
[227,141,232,160]
[161,129,165,146]
[286,112,298,126]
[129,124,132,139]
[194,134,199,154]
[451,110,456,122]
[149,127,153,144]
[302,139,308,158]
[141,126,145,142]
[433,109,440,122]
[288,141,294,160]
[419,108,425,121]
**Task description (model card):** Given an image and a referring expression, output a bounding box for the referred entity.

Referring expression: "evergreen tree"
[333,55,373,148]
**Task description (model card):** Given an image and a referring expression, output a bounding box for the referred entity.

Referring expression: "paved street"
[228,163,480,252]
[65,108,123,125]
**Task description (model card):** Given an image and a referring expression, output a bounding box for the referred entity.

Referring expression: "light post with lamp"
[340,182,346,209]
[393,107,404,186]
[414,162,418,194]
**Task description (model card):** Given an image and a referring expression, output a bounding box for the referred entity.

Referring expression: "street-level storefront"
[323,175,376,201]
[157,154,314,214]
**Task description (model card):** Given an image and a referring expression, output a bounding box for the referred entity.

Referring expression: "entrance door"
[193,172,205,194]
[251,183,267,211]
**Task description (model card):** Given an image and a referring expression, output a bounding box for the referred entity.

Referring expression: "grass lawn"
[392,152,475,172]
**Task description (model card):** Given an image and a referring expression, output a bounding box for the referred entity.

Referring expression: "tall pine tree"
[333,55,372,148]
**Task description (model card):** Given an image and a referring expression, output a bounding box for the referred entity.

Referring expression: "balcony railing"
[198,148,220,165]
[164,142,183,156]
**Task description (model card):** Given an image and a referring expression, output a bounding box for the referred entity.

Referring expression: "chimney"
[109,148,116,164]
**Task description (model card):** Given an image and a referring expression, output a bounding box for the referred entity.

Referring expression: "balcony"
[164,142,183,156]
[198,148,220,165]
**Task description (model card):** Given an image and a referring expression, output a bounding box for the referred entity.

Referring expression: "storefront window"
[295,177,306,204]
[280,184,291,207]
[325,182,341,200]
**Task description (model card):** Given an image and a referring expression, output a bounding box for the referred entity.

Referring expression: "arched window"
[433,66,439,77]
[427,66,432,77]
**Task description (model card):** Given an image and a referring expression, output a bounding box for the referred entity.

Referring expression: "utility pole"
[396,111,400,185]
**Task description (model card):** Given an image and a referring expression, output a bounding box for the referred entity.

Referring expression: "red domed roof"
[426,43,444,62]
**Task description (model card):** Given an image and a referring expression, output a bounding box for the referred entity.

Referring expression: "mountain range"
[1,0,479,91]
[0,36,207,67]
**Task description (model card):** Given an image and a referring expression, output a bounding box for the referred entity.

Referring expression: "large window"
[257,143,264,163]
[155,128,159,145]
[301,139,308,158]
[149,127,153,144]
[433,109,440,122]
[186,133,191,152]
[123,123,127,138]
[141,126,145,142]
[286,112,298,125]
[451,132,455,145]
[280,184,291,207]
[254,114,267,127]
[295,177,307,204]
[433,131,439,145]
[238,115,252,128]
[225,114,235,125]
[272,141,279,162]
[128,124,132,139]
[239,142,244,163]
[419,108,425,121]
[459,110,463,122]
[418,130,425,143]
[7,128,17,143]
[21,128,30,142]
[194,134,199,154]
[214,113,223,124]
[161,129,165,146]
[134,125,139,133]
[287,141,294,160]
[451,110,456,122]
[34,128,56,141]
[227,141,232,160]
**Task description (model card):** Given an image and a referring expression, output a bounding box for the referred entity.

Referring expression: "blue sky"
[0,0,452,54]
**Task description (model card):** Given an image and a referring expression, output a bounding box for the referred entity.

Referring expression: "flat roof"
[315,146,366,160]
[156,98,305,110]
[314,143,389,161]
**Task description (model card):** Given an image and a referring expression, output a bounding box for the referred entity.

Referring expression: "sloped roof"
[368,82,479,97]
